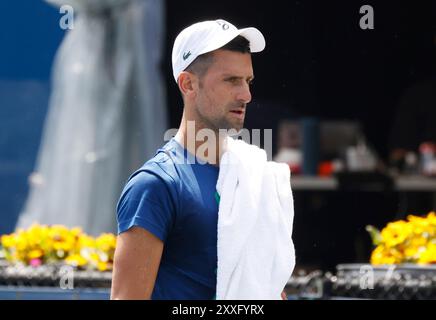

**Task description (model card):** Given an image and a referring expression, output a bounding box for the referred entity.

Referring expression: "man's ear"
[178,71,198,99]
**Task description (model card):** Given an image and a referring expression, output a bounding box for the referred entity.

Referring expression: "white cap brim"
[198,27,266,57]
[238,27,266,53]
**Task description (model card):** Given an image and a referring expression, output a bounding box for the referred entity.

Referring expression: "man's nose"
[236,83,252,104]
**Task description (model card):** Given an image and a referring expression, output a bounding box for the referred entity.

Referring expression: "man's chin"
[216,119,245,135]
[226,125,244,136]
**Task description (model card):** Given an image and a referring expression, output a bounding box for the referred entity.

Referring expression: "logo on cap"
[216,20,229,30]
[183,51,192,61]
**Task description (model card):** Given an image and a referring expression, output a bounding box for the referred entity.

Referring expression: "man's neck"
[175,116,227,166]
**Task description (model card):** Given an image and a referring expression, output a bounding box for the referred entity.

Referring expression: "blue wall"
[0,2,65,234]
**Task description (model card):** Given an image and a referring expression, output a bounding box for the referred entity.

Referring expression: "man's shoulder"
[120,161,178,204]
[130,159,176,187]
[127,140,181,188]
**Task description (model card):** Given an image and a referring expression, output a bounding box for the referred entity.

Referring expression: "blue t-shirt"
[116,138,220,299]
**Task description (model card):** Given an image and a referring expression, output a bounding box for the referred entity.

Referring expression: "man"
[111,19,272,299]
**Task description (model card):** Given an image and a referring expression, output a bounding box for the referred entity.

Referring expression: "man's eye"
[248,80,254,86]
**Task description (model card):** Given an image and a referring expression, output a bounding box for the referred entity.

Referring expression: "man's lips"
[229,109,245,119]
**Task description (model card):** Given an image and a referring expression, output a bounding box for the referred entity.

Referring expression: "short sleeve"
[116,168,177,242]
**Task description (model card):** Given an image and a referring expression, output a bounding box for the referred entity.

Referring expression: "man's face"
[192,49,254,132]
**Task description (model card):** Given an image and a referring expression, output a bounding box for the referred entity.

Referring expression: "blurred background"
[0,0,436,284]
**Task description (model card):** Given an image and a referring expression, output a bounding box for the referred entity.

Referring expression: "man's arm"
[110,226,164,300]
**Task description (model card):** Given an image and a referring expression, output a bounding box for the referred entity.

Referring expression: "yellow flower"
[403,245,422,262]
[380,220,413,248]
[370,245,385,265]
[14,234,28,252]
[70,227,83,237]
[408,214,434,237]
[370,245,402,265]
[48,225,70,242]
[77,235,95,250]
[27,249,43,260]
[0,224,116,271]
[89,252,100,263]
[95,233,116,252]
[409,235,428,247]
[97,261,108,272]
[401,235,427,261]
[95,233,116,265]
[65,254,88,268]
[53,240,73,252]
[1,234,16,249]
[369,211,436,265]
[425,212,436,228]
[417,242,436,264]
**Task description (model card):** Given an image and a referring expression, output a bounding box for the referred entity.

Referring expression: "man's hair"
[185,35,251,80]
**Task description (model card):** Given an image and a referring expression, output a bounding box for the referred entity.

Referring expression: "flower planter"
[330,263,436,299]
[0,261,112,288]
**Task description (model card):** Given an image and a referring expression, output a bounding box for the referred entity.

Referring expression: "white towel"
[216,137,296,300]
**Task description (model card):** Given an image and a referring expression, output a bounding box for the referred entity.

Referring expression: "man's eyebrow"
[222,74,255,80]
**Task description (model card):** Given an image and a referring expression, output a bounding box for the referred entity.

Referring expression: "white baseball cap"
[171,19,266,83]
